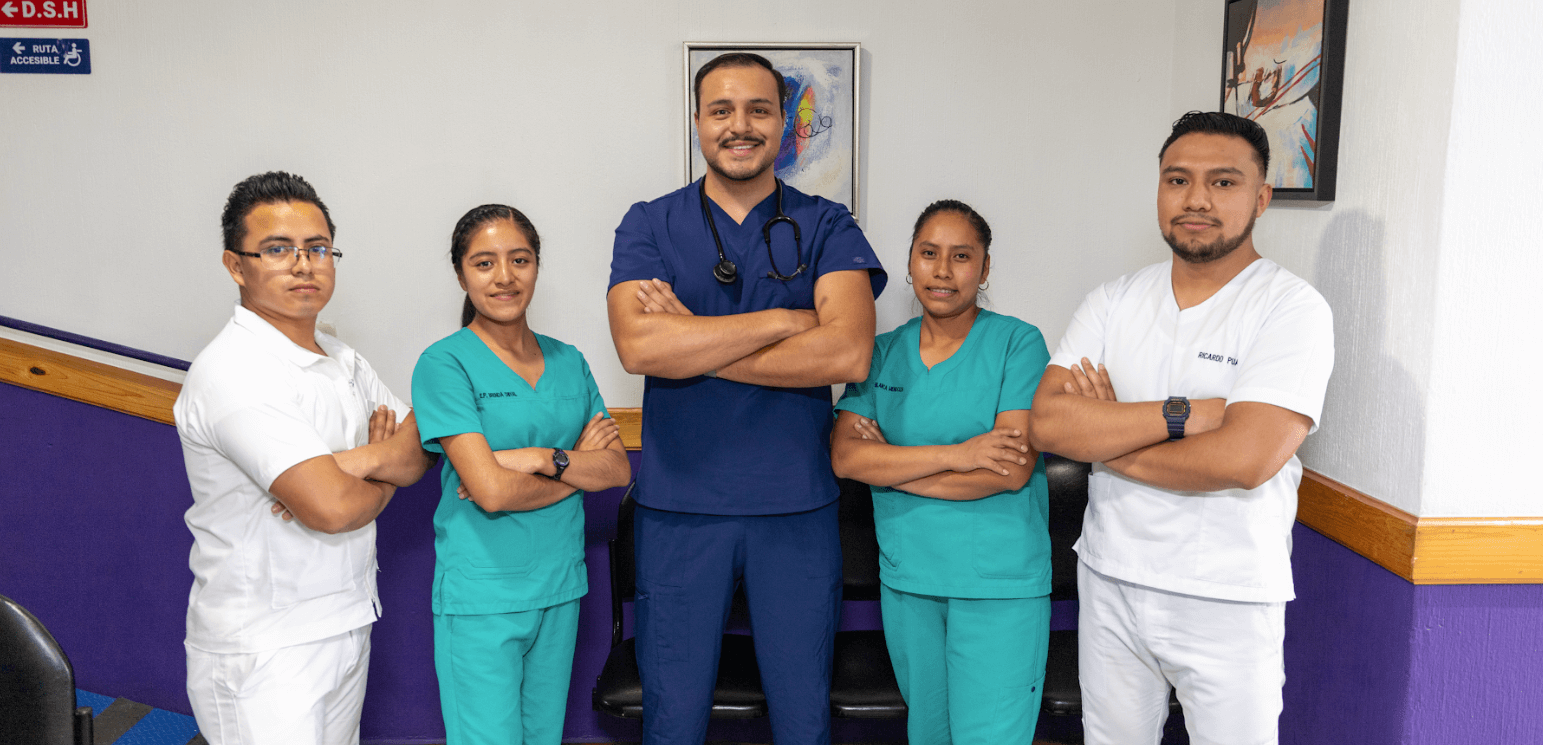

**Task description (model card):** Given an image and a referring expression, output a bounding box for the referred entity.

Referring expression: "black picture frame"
[1219,0,1349,201]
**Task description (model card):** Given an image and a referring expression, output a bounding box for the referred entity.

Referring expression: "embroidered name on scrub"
[1197,352,1239,365]
[874,383,905,392]
[478,391,521,398]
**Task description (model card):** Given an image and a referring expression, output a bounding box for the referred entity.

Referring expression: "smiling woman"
[830,199,1054,745]
[409,203,630,743]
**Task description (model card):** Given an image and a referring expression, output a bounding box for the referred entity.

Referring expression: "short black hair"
[450,204,542,327]
[693,52,789,114]
[1159,111,1271,177]
[911,199,993,253]
[221,171,335,254]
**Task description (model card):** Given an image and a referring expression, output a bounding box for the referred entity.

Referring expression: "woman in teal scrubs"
[412,204,631,744]
[832,199,1052,745]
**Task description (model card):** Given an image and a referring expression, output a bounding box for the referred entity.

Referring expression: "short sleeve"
[608,202,671,290]
[580,354,609,421]
[1227,288,1335,433]
[1048,282,1113,371]
[411,345,482,454]
[810,201,888,299]
[834,342,885,420]
[1000,321,1050,412]
[207,393,332,492]
[353,354,409,422]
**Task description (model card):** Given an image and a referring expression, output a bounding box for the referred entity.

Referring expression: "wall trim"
[6,334,1539,583]
[0,336,645,450]
[1296,469,1543,585]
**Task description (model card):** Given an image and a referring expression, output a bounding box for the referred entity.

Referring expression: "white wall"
[7,1,1529,516]
[0,0,1184,410]
[1421,0,1543,517]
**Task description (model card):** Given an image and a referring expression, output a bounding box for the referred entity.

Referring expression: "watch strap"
[1163,397,1190,441]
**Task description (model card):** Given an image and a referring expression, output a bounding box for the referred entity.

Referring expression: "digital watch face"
[1164,399,1189,417]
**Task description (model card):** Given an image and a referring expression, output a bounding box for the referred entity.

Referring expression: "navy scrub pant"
[634,501,842,745]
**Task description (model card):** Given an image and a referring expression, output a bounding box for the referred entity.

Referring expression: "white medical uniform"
[174,303,407,745]
[1049,258,1333,745]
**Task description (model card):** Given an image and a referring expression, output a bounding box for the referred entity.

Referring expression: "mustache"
[718,135,766,147]
[1171,215,1220,227]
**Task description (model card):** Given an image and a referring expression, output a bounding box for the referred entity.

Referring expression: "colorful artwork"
[1221,0,1345,199]
[686,43,861,220]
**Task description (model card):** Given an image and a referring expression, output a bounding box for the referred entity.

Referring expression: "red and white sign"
[0,0,86,28]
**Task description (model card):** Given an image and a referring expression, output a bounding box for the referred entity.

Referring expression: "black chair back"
[836,477,881,602]
[0,594,92,745]
[1045,454,1092,602]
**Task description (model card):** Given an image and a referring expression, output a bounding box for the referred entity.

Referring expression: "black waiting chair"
[829,476,907,718]
[592,482,769,719]
[0,594,93,745]
[1040,454,1181,720]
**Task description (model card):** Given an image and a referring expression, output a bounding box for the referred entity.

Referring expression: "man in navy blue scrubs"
[606,52,886,745]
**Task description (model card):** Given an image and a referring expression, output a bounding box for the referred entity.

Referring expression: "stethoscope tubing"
[699,177,807,284]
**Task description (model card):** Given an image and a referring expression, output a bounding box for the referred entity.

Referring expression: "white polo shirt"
[1050,258,1333,603]
[175,303,408,654]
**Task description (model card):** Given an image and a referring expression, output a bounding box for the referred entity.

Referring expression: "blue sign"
[1,37,89,74]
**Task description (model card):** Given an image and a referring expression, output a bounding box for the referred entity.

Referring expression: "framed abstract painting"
[1220,0,1349,201]
[684,42,863,220]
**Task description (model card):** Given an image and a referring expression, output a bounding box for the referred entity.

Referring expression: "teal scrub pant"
[880,587,1051,745]
[433,599,580,745]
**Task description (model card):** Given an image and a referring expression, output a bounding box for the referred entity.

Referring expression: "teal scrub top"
[835,310,1052,599]
[412,328,608,615]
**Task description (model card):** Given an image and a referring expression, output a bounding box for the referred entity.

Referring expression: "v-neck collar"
[909,309,990,376]
[461,326,546,392]
[701,180,778,233]
[1167,257,1268,314]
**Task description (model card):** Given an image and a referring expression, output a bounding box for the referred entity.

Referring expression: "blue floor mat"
[76,689,203,745]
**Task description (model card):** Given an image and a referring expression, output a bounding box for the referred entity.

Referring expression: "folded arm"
[607,279,817,379]
[485,412,632,494]
[332,410,434,487]
[1025,360,1225,462]
[1031,359,1310,491]
[1104,402,1311,491]
[268,456,396,535]
[831,409,1035,501]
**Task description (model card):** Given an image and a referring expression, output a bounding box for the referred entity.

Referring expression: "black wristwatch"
[550,448,570,481]
[1163,397,1191,441]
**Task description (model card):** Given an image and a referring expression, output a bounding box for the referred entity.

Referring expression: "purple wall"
[1283,525,1543,744]
[5,379,1541,743]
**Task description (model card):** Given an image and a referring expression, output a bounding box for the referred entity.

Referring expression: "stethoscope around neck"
[700,178,806,284]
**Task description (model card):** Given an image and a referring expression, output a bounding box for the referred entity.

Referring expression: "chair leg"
[73,706,93,745]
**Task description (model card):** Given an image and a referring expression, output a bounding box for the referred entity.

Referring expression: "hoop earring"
[905,275,913,285]
[980,280,990,291]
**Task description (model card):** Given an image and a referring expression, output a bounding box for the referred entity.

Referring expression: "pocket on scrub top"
[266,521,352,607]
[972,510,1035,579]
[872,493,903,570]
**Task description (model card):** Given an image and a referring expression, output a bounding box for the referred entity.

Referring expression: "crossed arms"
[441,412,631,513]
[606,270,876,387]
[831,409,1036,501]
[1025,359,1311,492]
[269,408,433,534]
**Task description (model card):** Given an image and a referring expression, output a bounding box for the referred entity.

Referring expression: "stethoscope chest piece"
[713,258,738,284]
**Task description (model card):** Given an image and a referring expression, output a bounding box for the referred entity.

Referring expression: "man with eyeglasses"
[174,171,432,745]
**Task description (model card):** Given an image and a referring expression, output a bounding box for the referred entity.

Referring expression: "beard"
[1162,211,1257,265]
[703,136,777,182]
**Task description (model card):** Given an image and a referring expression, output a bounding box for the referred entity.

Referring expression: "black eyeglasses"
[228,245,343,268]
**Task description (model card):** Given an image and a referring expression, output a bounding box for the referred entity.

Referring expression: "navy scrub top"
[608,180,886,515]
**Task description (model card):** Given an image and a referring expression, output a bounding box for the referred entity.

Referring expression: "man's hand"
[1058,358,1226,438]
[637,279,694,316]
[273,405,397,521]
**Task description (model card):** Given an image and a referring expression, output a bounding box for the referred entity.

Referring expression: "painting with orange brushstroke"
[1223,0,1325,190]
[688,45,859,219]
